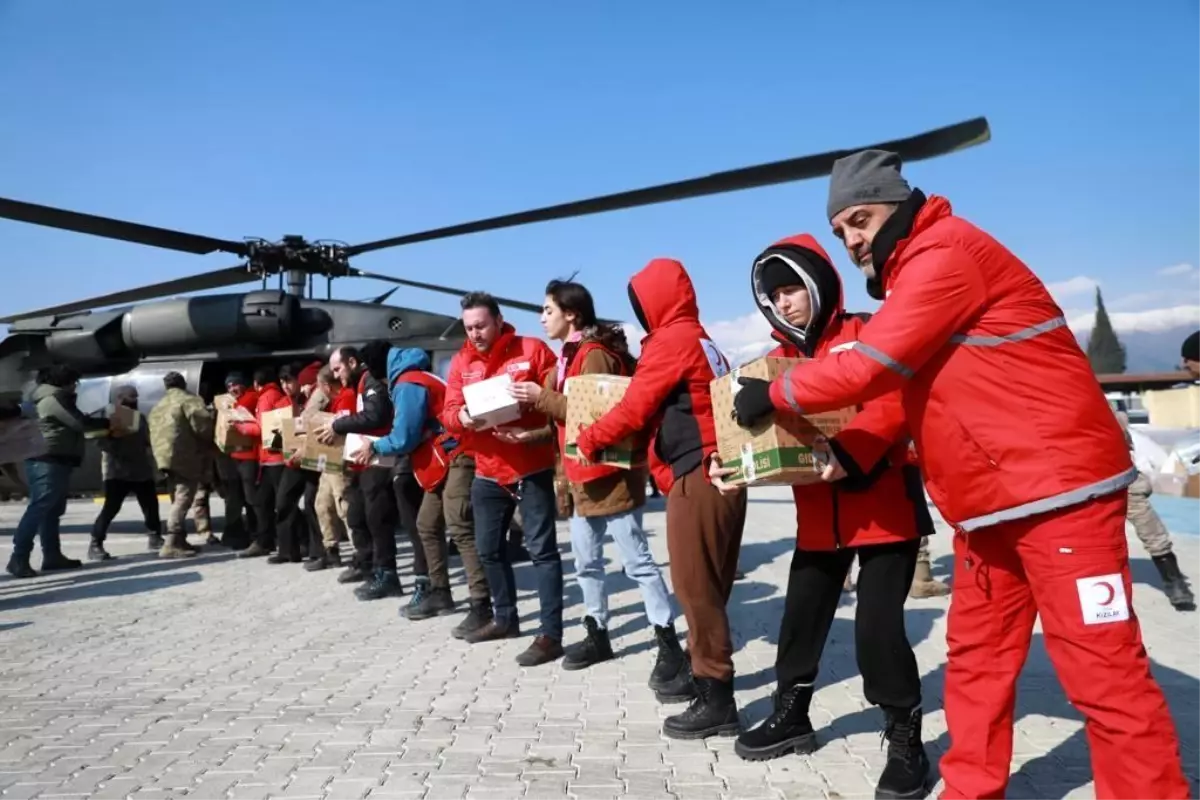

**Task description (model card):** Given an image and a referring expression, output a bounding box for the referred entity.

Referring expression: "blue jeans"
[570,509,674,629]
[13,459,74,560]
[471,469,563,641]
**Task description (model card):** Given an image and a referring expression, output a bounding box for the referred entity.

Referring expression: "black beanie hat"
[758,258,804,297]
[1182,330,1200,362]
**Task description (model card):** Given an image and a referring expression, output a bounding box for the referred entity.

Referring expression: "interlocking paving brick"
[2,493,1198,800]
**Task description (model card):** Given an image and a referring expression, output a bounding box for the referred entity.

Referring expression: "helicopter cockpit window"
[75,377,113,416]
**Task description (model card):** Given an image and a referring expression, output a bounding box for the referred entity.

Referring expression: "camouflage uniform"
[1114,410,1172,557]
[148,387,215,558]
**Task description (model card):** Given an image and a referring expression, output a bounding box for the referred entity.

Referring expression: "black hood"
[751,235,843,357]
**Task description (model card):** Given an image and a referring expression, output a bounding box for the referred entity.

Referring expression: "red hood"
[628,258,701,334]
[751,233,845,354]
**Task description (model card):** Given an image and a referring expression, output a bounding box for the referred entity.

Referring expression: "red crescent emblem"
[1094,580,1116,606]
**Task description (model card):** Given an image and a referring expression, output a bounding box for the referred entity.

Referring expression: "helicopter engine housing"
[121,290,300,353]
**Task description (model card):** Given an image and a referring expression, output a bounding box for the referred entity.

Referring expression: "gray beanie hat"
[826,149,913,221]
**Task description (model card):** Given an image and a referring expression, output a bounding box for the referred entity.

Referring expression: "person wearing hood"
[233,366,290,559]
[6,365,112,578]
[350,345,433,605]
[441,291,564,667]
[573,259,747,740]
[730,150,1189,799]
[90,384,162,560]
[710,235,931,797]
[509,279,685,688]
[315,340,401,601]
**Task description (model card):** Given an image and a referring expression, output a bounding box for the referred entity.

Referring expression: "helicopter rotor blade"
[351,269,624,325]
[0,196,249,256]
[345,117,990,256]
[0,265,253,324]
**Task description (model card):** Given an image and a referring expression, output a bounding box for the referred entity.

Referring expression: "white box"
[343,433,396,469]
[462,374,522,430]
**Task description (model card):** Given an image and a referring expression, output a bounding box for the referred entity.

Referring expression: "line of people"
[4,145,1195,800]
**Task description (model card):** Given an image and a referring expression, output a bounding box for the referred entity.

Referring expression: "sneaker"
[87,541,115,562]
[353,568,404,601]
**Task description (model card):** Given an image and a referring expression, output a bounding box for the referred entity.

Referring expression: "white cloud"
[1157,263,1196,277]
[703,312,776,366]
[1065,304,1200,335]
[1045,275,1098,304]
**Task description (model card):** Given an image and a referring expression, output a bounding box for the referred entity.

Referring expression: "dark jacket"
[97,403,156,483]
[29,382,108,467]
[332,371,393,436]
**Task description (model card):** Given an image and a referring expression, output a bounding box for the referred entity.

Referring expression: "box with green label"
[710,356,857,487]
[563,374,645,470]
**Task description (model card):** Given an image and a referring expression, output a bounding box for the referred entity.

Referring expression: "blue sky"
[1,1,1197,360]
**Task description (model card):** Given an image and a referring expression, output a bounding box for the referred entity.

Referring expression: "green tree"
[1087,287,1126,373]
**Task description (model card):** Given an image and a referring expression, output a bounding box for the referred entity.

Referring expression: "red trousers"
[939,493,1190,799]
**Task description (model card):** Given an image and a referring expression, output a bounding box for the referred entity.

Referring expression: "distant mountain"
[1077,325,1196,373]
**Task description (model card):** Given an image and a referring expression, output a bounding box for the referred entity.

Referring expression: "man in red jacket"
[574,258,747,740]
[220,372,258,550]
[234,366,288,559]
[731,150,1189,799]
[717,234,930,798]
[441,292,564,667]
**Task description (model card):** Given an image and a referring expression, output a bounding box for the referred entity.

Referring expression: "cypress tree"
[1087,287,1126,373]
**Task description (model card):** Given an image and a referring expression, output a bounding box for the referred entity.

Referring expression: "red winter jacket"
[330,386,357,416]
[441,323,557,485]
[753,234,922,551]
[768,195,1135,532]
[575,258,731,480]
[234,383,290,466]
[229,388,260,462]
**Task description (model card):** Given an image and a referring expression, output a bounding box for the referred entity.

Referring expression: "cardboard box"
[710,356,857,486]
[562,374,642,469]
[280,417,304,458]
[463,374,522,430]
[343,432,396,469]
[108,404,138,438]
[213,393,256,454]
[297,412,346,474]
[260,407,293,453]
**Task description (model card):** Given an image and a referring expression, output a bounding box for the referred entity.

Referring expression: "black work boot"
[662,677,740,740]
[40,552,83,571]
[874,707,931,800]
[1152,553,1196,611]
[452,599,494,639]
[147,527,165,551]
[654,648,698,704]
[734,684,818,761]
[305,546,342,572]
[87,539,115,562]
[354,568,404,601]
[649,623,686,692]
[404,584,456,621]
[562,616,614,671]
[5,556,37,579]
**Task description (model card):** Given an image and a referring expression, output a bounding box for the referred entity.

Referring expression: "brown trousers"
[666,462,748,681]
[315,472,350,549]
[417,456,489,601]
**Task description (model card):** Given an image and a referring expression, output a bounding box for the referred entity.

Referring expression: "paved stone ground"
[0,487,1196,800]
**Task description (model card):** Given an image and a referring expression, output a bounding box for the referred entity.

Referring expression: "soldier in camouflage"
[148,372,216,558]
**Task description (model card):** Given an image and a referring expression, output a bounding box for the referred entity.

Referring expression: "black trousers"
[777,537,921,710]
[360,466,398,572]
[392,471,429,577]
[302,471,321,555]
[254,464,284,550]
[274,466,310,560]
[345,474,372,568]
[92,479,161,541]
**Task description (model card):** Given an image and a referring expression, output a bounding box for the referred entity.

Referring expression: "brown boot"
[909,560,950,598]
[159,532,199,559]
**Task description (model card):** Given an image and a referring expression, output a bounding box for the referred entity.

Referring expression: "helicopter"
[0,117,990,495]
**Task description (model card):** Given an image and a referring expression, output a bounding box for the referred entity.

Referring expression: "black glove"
[732,376,775,428]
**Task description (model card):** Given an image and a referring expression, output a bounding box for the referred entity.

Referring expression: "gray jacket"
[96,404,157,483]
